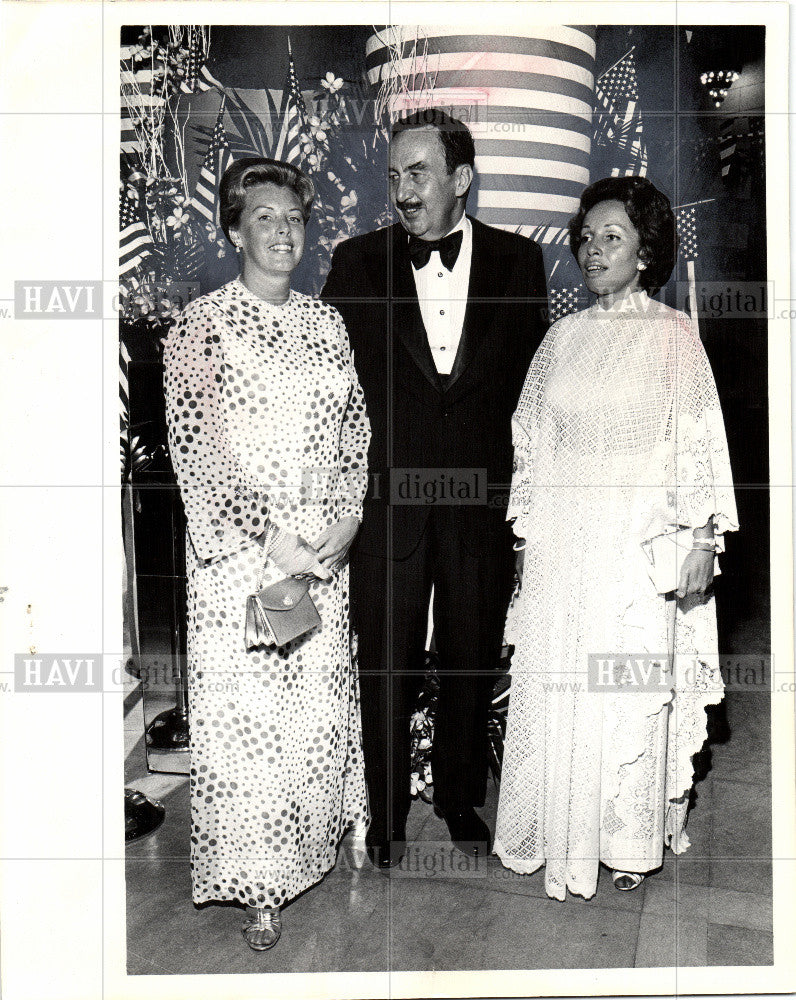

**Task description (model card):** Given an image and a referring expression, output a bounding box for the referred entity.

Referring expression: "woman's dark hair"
[219,157,315,243]
[568,176,678,294]
[391,108,475,198]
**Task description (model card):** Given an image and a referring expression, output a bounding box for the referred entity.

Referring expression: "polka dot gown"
[163,278,370,908]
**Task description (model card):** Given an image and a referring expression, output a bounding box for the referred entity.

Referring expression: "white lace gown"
[495,291,739,900]
[163,278,370,908]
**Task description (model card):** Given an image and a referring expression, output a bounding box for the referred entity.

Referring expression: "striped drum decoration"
[366,26,596,243]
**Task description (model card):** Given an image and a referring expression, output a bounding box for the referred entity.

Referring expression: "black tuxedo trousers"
[351,507,515,839]
[322,219,548,843]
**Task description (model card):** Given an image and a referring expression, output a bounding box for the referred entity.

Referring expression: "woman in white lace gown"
[494,177,738,899]
[163,159,370,948]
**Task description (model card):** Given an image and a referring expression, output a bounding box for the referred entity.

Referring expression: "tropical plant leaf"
[224,87,281,158]
[187,122,214,162]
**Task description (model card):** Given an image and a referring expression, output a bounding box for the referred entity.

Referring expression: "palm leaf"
[224,87,281,158]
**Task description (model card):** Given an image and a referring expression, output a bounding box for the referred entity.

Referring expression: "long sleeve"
[506,320,561,538]
[670,315,739,538]
[163,297,269,563]
[333,310,370,521]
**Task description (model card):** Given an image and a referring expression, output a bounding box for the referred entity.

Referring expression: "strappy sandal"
[612,870,645,891]
[242,905,282,950]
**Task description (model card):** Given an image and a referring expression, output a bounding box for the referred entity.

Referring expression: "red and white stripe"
[366,26,596,237]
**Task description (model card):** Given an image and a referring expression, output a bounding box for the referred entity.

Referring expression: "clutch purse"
[245,576,321,649]
[642,528,721,595]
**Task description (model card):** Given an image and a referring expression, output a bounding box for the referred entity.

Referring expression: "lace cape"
[496,291,739,899]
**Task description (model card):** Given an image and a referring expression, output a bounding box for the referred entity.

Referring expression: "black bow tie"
[408,229,463,271]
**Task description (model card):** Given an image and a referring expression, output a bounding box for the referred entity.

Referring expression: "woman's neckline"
[232,276,293,309]
[591,288,651,314]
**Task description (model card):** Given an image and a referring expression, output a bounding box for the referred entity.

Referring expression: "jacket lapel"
[445,217,505,394]
[390,224,441,390]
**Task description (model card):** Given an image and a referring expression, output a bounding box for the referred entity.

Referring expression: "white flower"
[340,189,358,210]
[165,206,188,231]
[321,71,344,94]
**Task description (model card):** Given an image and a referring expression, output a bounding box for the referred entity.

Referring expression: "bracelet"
[691,539,717,551]
[513,539,526,551]
[262,521,281,554]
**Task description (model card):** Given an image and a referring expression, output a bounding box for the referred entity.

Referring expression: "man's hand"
[312,516,360,575]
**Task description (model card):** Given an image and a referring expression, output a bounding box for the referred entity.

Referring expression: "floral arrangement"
[409,663,439,801]
[120,26,232,339]
[119,172,229,333]
[288,72,394,292]
[408,656,511,799]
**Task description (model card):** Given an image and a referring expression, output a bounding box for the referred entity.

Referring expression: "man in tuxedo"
[322,109,548,867]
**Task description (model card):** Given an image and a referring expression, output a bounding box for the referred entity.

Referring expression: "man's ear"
[454,163,473,198]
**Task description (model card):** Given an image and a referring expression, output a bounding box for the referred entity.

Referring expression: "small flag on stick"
[593,48,648,178]
[192,98,234,226]
[179,28,224,94]
[275,37,308,164]
[120,185,154,278]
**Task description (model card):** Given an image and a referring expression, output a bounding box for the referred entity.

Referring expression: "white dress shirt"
[410,214,472,375]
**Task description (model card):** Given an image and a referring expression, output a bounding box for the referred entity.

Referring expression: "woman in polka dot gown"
[163,158,370,951]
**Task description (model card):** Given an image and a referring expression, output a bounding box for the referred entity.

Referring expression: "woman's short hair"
[219,157,315,243]
[568,176,678,294]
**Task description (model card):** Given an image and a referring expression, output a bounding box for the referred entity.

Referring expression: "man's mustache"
[397,201,423,211]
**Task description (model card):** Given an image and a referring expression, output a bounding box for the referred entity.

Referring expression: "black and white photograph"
[0,3,794,999]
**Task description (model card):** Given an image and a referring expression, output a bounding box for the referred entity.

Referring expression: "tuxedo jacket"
[322,216,548,559]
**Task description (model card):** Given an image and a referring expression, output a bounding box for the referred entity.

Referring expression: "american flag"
[676,206,699,262]
[120,338,131,476]
[593,48,648,178]
[549,285,587,323]
[120,99,140,158]
[179,29,223,95]
[718,131,737,179]
[119,185,154,278]
[192,99,234,226]
[120,47,166,161]
[365,27,596,236]
[275,38,307,164]
[717,116,765,183]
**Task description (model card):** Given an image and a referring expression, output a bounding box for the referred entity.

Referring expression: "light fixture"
[699,69,740,107]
